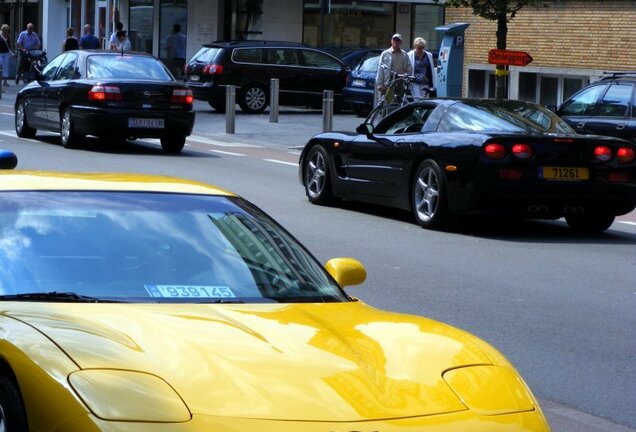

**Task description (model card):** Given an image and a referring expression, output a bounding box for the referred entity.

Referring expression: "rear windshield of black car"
[191,47,222,63]
[86,55,173,80]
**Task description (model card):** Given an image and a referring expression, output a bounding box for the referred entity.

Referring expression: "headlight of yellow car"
[69,369,191,422]
[443,365,535,416]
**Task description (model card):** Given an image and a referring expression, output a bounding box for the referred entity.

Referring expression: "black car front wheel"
[60,108,83,148]
[304,145,334,205]
[238,84,268,113]
[0,373,28,432]
[15,99,36,138]
[565,213,615,233]
[161,135,186,154]
[412,159,450,230]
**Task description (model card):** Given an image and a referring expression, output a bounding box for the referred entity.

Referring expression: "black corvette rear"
[300,98,636,233]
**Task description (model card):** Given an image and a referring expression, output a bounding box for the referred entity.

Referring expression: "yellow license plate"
[539,167,589,181]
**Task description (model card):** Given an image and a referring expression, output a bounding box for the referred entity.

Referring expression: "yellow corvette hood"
[9,301,493,421]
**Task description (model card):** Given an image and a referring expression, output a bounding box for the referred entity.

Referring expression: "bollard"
[269,78,279,123]
[225,85,236,134]
[322,90,334,132]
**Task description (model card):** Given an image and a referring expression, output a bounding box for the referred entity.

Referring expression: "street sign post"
[488,49,533,67]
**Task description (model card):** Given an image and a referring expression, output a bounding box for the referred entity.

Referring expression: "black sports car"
[299,99,636,232]
[15,50,195,153]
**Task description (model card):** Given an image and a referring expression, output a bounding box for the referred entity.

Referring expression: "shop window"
[468,69,485,97]
[303,0,394,52]
[518,72,537,102]
[563,78,584,101]
[129,0,154,53]
[539,76,558,107]
[225,0,263,41]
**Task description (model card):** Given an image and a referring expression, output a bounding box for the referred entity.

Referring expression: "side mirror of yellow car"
[324,257,366,288]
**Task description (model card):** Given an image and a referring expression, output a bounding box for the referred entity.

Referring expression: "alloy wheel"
[0,404,5,432]
[306,150,326,199]
[16,104,25,133]
[61,111,71,144]
[414,165,440,222]
[245,87,266,111]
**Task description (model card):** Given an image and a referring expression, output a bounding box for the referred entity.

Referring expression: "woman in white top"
[407,37,437,98]
[112,31,131,52]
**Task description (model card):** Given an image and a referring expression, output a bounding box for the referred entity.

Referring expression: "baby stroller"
[21,49,48,83]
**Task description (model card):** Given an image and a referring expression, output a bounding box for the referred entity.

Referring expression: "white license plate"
[189,75,200,82]
[352,79,366,87]
[128,118,165,129]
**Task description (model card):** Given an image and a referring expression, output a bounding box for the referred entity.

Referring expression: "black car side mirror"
[356,123,373,136]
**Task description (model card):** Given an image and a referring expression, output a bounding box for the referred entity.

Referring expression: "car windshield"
[358,55,380,72]
[440,101,574,134]
[86,55,172,80]
[0,192,348,304]
[191,47,222,63]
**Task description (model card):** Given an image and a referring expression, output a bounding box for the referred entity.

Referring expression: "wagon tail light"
[171,88,193,105]
[88,85,122,101]
[203,64,223,75]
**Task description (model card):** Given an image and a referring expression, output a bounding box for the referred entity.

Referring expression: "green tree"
[436,0,547,99]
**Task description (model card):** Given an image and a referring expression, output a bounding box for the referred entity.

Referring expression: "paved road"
[0,87,635,432]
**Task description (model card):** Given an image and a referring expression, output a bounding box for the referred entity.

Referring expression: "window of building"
[129,0,154,53]
[518,72,537,103]
[159,0,187,61]
[303,0,394,52]
[468,69,485,98]
[224,0,263,41]
[517,72,587,106]
[411,4,444,52]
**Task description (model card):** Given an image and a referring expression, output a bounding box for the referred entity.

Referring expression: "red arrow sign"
[488,49,533,66]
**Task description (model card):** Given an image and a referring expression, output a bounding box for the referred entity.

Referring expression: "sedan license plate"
[352,79,366,87]
[539,166,589,181]
[128,118,165,129]
[189,75,200,82]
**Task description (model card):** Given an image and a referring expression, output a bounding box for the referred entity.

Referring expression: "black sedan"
[299,99,636,233]
[14,50,195,153]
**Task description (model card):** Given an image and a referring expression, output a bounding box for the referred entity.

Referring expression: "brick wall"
[445,0,636,71]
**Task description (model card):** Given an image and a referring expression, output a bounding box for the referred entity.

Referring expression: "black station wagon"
[557,72,636,144]
[184,41,350,113]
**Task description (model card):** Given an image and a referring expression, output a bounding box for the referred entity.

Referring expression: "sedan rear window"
[358,55,380,72]
[86,55,172,80]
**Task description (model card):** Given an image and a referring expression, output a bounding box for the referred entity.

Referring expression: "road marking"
[188,135,263,148]
[264,159,297,167]
[0,113,13,117]
[619,221,636,226]
[0,131,15,137]
[209,149,246,157]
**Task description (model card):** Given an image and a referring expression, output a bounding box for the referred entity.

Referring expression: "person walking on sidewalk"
[62,27,79,52]
[407,37,436,98]
[166,24,186,79]
[0,24,14,87]
[79,24,100,50]
[15,23,41,84]
[376,33,411,96]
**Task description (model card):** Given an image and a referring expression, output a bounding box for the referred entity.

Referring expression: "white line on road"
[264,159,297,167]
[188,135,263,148]
[618,221,636,226]
[0,131,15,137]
[0,113,13,117]
[208,149,246,157]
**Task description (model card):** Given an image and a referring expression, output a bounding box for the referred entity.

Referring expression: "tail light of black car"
[171,88,193,105]
[594,146,635,164]
[202,64,224,75]
[484,142,534,160]
[88,85,122,101]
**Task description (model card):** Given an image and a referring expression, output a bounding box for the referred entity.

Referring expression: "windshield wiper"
[0,291,111,303]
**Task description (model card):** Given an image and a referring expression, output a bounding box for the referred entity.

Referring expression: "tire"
[304,145,334,205]
[0,373,28,432]
[412,159,450,230]
[565,213,615,234]
[238,84,268,113]
[15,99,36,138]
[60,108,83,149]
[160,135,186,154]
[208,100,226,113]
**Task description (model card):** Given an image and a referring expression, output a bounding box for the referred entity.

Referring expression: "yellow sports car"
[0,151,550,431]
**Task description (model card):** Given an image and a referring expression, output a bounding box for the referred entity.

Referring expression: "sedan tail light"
[171,88,193,105]
[484,143,506,160]
[202,64,223,75]
[594,146,612,162]
[88,85,122,101]
[616,147,635,164]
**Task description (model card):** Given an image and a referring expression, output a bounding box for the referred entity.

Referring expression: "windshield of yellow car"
[0,192,349,303]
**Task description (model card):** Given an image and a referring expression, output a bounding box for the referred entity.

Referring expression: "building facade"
[446,0,636,105]
[23,0,636,105]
